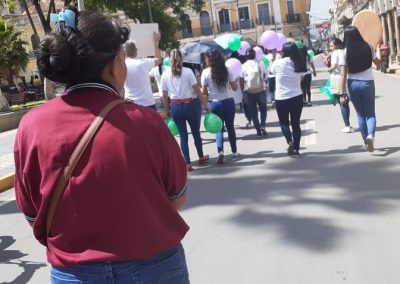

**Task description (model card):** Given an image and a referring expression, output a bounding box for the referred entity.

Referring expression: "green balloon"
[165,117,179,136]
[228,37,241,51]
[307,50,315,57]
[295,40,303,48]
[163,57,171,67]
[260,55,270,68]
[204,112,223,134]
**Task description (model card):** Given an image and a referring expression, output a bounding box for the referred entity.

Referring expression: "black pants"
[275,95,303,150]
[301,74,312,102]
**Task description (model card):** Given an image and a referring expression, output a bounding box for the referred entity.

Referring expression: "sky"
[310,0,334,23]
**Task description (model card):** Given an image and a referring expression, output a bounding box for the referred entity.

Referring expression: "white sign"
[128,23,159,58]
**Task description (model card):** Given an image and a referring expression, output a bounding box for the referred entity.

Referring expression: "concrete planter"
[0,108,33,132]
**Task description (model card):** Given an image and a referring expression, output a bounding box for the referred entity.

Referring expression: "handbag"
[46,99,126,237]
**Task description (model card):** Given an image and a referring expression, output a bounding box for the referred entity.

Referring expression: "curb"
[0,173,14,193]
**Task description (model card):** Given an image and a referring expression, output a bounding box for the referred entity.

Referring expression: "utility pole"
[209,0,216,38]
[77,0,85,11]
[147,0,153,23]
[236,0,241,34]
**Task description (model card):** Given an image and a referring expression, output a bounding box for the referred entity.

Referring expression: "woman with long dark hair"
[270,42,306,156]
[201,49,239,164]
[299,45,316,106]
[161,49,210,171]
[326,38,353,133]
[14,7,190,283]
[340,26,381,151]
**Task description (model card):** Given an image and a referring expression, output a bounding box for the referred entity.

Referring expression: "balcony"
[256,16,275,26]
[287,13,301,24]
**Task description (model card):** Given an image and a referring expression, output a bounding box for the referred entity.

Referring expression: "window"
[238,7,250,21]
[258,3,271,25]
[287,0,295,15]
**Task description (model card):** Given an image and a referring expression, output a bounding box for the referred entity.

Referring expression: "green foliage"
[84,0,204,50]
[7,0,16,11]
[0,19,29,85]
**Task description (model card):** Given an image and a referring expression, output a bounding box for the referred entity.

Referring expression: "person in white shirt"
[201,49,239,164]
[123,32,161,110]
[161,49,210,172]
[299,46,317,106]
[326,38,353,133]
[270,42,306,156]
[267,49,281,108]
[340,26,381,152]
[241,48,268,137]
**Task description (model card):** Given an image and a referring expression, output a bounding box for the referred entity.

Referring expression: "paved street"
[1,70,400,283]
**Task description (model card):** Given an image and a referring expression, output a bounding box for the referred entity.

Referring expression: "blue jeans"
[335,94,351,127]
[244,90,267,132]
[171,99,204,164]
[209,98,237,154]
[347,79,376,141]
[241,93,252,123]
[268,77,276,101]
[275,95,303,150]
[51,244,190,284]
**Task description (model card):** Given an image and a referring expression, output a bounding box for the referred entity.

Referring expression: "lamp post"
[147,0,153,23]
[77,0,85,11]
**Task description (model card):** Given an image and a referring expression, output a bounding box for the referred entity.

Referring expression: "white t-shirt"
[343,47,377,81]
[160,67,198,100]
[201,67,234,101]
[270,57,303,100]
[149,65,166,97]
[330,49,345,75]
[124,58,156,106]
[229,77,243,104]
[241,59,266,91]
[268,53,282,78]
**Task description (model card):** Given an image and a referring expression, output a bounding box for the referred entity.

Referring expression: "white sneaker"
[365,135,374,152]
[361,144,368,151]
[341,126,353,133]
[232,152,240,157]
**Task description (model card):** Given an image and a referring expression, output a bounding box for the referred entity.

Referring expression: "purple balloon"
[260,30,279,50]
[225,58,242,79]
[238,41,251,56]
[254,46,263,60]
[276,33,287,51]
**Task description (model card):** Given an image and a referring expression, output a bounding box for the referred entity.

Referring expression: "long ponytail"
[170,49,183,77]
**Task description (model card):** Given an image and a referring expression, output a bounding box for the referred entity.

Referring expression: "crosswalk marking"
[304,119,317,145]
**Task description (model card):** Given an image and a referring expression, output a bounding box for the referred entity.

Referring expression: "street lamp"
[77,0,85,11]
[147,0,153,23]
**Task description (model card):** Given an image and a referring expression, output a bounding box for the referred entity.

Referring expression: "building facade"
[332,0,400,67]
[179,0,311,44]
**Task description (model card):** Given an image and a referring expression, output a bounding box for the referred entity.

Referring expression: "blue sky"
[310,0,334,23]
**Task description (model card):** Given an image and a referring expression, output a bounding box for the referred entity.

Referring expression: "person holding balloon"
[160,49,210,172]
[201,49,239,164]
[123,32,162,110]
[325,38,354,133]
[270,42,307,156]
[241,48,268,137]
[299,46,317,106]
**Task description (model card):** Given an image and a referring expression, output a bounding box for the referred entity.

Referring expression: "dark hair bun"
[38,33,77,83]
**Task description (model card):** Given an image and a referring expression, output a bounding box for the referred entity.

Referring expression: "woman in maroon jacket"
[14,7,190,283]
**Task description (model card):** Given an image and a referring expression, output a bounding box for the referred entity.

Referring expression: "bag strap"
[46,99,125,237]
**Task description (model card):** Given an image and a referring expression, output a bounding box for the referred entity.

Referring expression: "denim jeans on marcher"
[347,79,376,141]
[335,94,351,127]
[275,94,303,150]
[171,99,204,164]
[244,90,267,132]
[209,98,237,154]
[51,244,190,284]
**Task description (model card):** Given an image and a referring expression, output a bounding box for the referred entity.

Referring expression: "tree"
[0,19,29,86]
[22,0,203,49]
